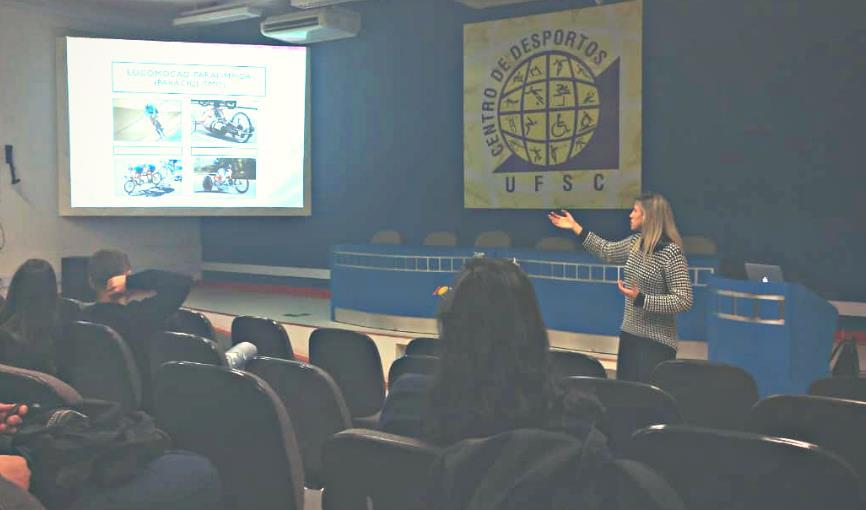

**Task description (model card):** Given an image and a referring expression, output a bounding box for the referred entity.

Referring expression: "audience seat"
[231,315,294,360]
[550,349,607,379]
[57,297,87,324]
[370,230,402,245]
[154,361,305,510]
[422,231,457,247]
[681,235,717,255]
[0,475,45,510]
[749,394,866,486]
[321,429,439,510]
[561,377,680,454]
[630,424,863,510]
[150,332,227,381]
[245,356,352,489]
[57,321,142,411]
[650,359,758,430]
[535,236,577,251]
[309,328,385,429]
[0,363,82,408]
[473,230,511,248]
[165,309,216,340]
[809,376,866,402]
[405,337,438,357]
[387,355,439,388]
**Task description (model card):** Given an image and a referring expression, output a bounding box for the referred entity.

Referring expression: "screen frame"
[57,36,312,217]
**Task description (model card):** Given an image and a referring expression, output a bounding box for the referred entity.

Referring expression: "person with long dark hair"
[548,193,693,382]
[0,259,61,374]
[419,258,604,446]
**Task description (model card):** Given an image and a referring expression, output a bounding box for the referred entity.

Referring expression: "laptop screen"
[744,262,785,283]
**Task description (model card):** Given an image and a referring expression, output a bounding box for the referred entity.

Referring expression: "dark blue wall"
[200,0,866,301]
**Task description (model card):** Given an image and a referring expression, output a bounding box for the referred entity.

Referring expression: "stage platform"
[184,282,711,378]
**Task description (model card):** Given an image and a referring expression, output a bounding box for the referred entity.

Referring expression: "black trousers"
[616,331,676,383]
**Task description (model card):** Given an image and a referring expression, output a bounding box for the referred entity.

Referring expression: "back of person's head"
[1,259,58,323]
[637,192,683,255]
[0,259,59,371]
[426,258,561,445]
[88,249,130,292]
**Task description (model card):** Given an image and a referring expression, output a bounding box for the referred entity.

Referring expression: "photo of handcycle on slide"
[115,158,182,197]
[193,157,256,196]
[190,99,257,145]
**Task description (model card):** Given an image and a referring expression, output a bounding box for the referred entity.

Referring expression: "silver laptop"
[745,262,784,283]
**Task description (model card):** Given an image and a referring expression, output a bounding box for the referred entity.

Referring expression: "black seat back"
[650,359,758,430]
[165,309,216,340]
[550,349,607,378]
[154,362,305,510]
[322,429,439,510]
[561,377,680,454]
[309,328,385,423]
[57,321,141,411]
[232,315,294,360]
[245,356,352,489]
[405,337,438,357]
[0,363,82,408]
[630,424,863,510]
[809,376,866,402]
[749,394,866,487]
[387,355,439,388]
[150,331,226,380]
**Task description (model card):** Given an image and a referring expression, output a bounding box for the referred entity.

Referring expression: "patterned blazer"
[581,231,693,349]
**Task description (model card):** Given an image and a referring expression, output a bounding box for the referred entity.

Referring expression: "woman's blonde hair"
[635,193,683,255]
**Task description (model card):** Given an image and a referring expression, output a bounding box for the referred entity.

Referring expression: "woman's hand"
[547,210,583,234]
[617,279,640,300]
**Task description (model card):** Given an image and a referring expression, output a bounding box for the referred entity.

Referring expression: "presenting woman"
[548,193,693,382]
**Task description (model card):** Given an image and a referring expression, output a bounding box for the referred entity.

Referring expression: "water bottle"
[225,342,258,370]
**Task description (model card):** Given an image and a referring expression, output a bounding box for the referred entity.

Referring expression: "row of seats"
[7,307,866,509]
[156,317,866,505]
[4,356,866,510]
[370,229,718,254]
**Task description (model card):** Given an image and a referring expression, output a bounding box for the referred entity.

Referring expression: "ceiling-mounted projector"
[453,0,544,7]
[290,0,364,9]
[172,3,263,26]
[261,7,361,44]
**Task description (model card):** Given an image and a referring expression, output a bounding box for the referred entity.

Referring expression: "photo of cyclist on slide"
[190,99,257,145]
[113,98,181,143]
[144,103,164,139]
[115,158,178,198]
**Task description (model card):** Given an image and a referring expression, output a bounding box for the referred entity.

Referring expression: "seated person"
[0,260,66,374]
[82,250,192,409]
[0,402,222,510]
[380,258,605,446]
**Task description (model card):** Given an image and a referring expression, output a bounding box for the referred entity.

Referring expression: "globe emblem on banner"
[497,50,601,169]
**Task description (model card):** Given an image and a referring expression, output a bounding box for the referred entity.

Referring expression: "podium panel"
[707,277,836,397]
[331,244,718,341]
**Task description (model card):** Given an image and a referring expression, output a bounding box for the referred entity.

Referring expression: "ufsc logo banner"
[464,0,642,209]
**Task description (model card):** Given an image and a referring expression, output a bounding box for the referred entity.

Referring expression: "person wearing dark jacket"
[81,249,192,408]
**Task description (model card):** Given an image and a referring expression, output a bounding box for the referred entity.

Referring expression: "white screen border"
[57,37,312,217]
